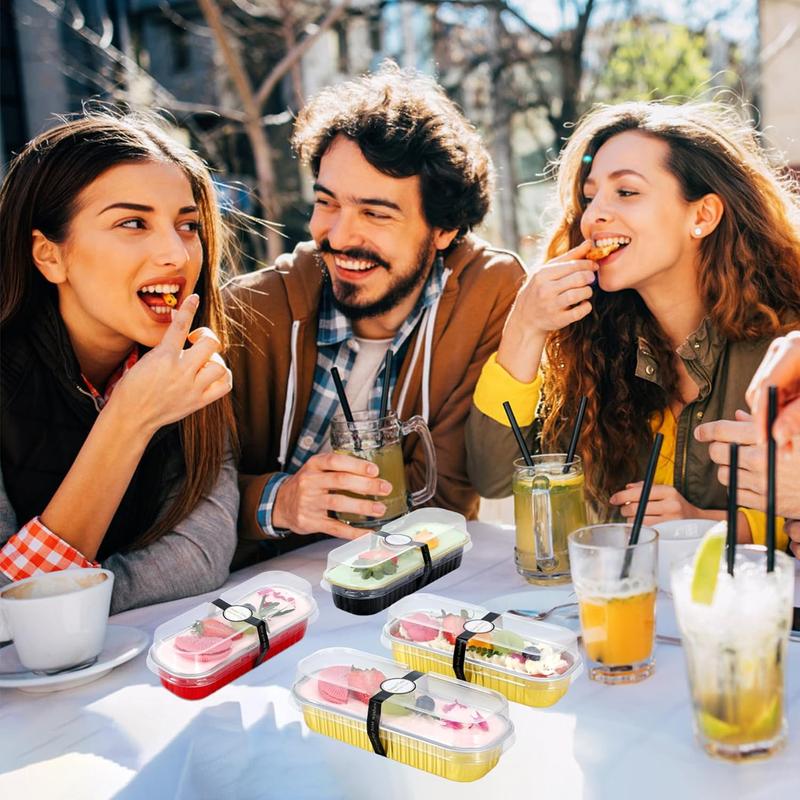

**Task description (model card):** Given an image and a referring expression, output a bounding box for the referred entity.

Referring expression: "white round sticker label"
[380,677,417,695]
[222,604,253,623]
[463,619,495,635]
[383,533,412,548]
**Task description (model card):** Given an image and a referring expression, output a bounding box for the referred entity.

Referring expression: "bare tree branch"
[254,1,351,108]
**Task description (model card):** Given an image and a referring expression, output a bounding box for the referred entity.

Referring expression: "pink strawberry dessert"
[348,667,386,704]
[317,665,352,705]
[399,612,439,643]
[174,635,233,662]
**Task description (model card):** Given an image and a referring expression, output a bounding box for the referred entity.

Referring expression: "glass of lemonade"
[671,545,794,761]
[568,524,658,684]
[330,411,437,528]
[513,455,587,585]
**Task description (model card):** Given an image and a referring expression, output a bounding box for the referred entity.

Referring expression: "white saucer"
[0,624,148,693]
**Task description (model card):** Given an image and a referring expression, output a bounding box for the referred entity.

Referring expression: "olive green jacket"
[465,318,778,517]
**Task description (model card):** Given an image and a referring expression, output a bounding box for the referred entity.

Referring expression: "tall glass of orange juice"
[568,524,658,684]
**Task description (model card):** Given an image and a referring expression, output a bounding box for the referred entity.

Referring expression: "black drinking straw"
[331,366,360,450]
[620,433,664,579]
[503,401,534,467]
[563,396,588,474]
[379,350,393,420]
[766,385,778,573]
[726,443,738,577]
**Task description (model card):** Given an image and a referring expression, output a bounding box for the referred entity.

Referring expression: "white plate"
[0,624,148,693]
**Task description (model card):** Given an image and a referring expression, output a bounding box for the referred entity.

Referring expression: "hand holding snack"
[271,452,393,539]
[506,240,597,337]
[497,241,597,382]
[109,294,233,435]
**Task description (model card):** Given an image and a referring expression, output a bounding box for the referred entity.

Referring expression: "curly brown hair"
[538,101,800,511]
[292,62,494,238]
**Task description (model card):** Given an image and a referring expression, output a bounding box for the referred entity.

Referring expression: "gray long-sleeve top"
[0,446,238,614]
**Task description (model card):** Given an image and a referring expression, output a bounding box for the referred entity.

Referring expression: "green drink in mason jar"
[513,454,587,585]
[330,410,437,528]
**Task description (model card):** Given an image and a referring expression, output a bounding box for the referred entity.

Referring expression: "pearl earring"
[693,226,702,237]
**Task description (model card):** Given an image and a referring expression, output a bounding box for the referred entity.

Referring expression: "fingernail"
[367,464,379,477]
[372,503,386,514]
[380,481,392,494]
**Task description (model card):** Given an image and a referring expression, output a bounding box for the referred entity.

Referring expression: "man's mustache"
[318,239,391,271]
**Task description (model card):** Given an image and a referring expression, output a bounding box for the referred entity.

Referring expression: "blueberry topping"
[523,645,542,661]
[415,694,436,712]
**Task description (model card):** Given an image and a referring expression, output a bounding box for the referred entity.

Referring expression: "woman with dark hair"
[466,100,800,549]
[0,112,238,612]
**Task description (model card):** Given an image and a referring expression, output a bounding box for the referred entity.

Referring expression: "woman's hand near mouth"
[497,240,597,383]
[109,293,233,437]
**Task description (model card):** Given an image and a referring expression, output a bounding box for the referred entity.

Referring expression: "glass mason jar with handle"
[512,454,587,585]
[330,411,437,528]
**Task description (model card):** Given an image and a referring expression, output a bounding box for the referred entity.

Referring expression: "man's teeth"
[594,236,631,248]
[139,283,180,294]
[335,257,376,272]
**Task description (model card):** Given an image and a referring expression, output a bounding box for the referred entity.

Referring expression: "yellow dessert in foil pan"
[292,647,514,782]
[382,593,582,708]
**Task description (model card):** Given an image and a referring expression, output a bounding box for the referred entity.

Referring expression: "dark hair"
[540,100,800,511]
[0,110,237,547]
[292,62,494,237]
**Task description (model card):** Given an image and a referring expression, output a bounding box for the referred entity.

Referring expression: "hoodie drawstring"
[278,320,301,468]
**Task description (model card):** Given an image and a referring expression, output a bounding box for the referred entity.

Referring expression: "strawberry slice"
[348,667,386,704]
[317,665,351,705]
[174,635,233,661]
[441,614,466,645]
[200,618,242,640]
[398,612,438,643]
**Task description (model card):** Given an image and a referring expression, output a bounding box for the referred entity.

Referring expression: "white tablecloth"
[1,522,798,800]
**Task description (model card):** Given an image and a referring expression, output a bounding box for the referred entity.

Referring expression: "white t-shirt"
[318,336,393,454]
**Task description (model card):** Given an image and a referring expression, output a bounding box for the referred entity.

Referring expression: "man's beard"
[317,232,436,321]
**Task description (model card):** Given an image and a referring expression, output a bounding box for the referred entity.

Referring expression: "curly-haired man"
[227,64,525,560]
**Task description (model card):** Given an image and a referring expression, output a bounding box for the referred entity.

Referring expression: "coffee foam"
[2,571,107,600]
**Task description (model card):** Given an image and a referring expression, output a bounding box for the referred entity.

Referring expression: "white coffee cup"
[0,568,114,672]
[653,519,717,592]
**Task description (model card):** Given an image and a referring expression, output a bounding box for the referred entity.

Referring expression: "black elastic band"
[212,598,270,665]
[366,670,424,756]
[407,540,433,587]
[452,612,500,681]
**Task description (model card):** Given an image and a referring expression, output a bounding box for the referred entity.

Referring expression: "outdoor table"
[1,521,798,799]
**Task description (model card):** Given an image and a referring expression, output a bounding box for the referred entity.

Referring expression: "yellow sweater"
[473,353,787,550]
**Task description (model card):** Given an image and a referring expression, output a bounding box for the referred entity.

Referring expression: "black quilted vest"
[1,302,182,559]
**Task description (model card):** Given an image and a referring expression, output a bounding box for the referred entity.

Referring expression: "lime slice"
[750,695,781,739]
[690,524,727,604]
[697,710,739,742]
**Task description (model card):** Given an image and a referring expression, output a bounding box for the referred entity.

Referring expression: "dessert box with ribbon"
[321,508,472,615]
[146,571,318,699]
[291,647,514,782]
[381,593,582,707]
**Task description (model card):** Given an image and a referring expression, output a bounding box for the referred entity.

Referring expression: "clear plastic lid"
[382,593,581,685]
[292,647,514,753]
[147,571,318,681]
[321,508,472,596]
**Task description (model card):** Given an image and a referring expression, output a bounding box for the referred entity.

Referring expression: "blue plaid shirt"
[258,256,446,536]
